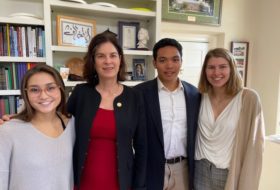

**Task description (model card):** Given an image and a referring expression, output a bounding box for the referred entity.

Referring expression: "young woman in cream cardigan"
[194,48,265,190]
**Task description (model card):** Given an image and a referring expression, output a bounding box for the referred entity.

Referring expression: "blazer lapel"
[182,82,194,146]
[146,79,164,148]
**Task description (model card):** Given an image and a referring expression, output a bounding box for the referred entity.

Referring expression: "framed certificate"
[231,41,249,86]
[118,21,139,49]
[57,15,96,47]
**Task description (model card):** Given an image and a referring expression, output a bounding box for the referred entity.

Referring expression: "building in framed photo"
[132,58,145,81]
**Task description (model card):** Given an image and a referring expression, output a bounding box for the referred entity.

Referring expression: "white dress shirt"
[195,90,243,169]
[157,78,187,159]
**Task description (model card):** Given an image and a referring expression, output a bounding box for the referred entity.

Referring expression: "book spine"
[13,30,18,57]
[6,24,10,56]
[0,25,3,56]
[21,26,26,57]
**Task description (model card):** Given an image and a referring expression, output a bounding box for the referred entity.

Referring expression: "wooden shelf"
[0,17,44,26]
[64,80,143,87]
[0,57,46,62]
[121,81,143,86]
[51,45,87,53]
[64,80,85,87]
[124,49,153,56]
[50,0,156,20]
[0,90,21,96]
[51,45,153,56]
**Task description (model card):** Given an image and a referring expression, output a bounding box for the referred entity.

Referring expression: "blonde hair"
[198,48,243,95]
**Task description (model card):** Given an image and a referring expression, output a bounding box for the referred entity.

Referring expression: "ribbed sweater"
[0,117,75,190]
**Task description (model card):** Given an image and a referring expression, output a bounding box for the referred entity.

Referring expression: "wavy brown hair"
[198,48,243,95]
[12,64,70,122]
[83,31,127,86]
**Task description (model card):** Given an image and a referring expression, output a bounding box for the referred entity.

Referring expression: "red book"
[17,26,23,57]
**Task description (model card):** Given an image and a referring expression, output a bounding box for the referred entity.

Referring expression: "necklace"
[96,83,121,96]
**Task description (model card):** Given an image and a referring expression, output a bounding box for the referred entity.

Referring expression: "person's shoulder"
[134,79,156,90]
[123,85,145,101]
[123,85,141,96]
[181,80,200,93]
[73,83,91,91]
[0,119,27,134]
[3,118,26,126]
[71,82,97,97]
[65,115,75,129]
[242,88,261,101]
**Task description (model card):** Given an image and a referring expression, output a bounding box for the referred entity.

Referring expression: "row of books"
[0,62,37,90]
[0,24,45,57]
[0,96,24,117]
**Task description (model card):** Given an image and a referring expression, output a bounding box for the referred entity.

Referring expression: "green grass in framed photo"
[162,0,222,26]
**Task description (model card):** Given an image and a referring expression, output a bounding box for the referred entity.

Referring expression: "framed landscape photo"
[132,58,146,81]
[57,15,96,47]
[231,41,249,86]
[162,0,222,26]
[118,21,139,50]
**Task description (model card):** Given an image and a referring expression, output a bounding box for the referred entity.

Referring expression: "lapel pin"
[117,102,122,107]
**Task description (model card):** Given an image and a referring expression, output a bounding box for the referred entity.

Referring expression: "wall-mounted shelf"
[0,90,21,96]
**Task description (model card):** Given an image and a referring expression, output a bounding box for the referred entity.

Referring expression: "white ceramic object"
[59,0,87,4]
[91,2,117,8]
[8,12,42,19]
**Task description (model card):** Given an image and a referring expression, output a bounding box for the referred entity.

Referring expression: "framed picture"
[57,15,96,47]
[231,41,249,86]
[118,21,139,49]
[162,0,223,26]
[132,58,146,81]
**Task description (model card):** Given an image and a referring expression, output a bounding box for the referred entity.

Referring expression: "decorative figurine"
[137,28,149,50]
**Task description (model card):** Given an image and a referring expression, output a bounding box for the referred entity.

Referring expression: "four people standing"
[0,35,265,190]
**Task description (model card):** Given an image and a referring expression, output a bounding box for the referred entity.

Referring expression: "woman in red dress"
[68,31,147,190]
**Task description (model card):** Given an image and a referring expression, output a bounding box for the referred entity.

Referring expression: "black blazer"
[135,79,201,190]
[68,83,147,190]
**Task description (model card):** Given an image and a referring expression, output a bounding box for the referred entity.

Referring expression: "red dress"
[80,108,119,190]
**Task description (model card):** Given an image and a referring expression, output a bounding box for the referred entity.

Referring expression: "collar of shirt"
[157,77,184,93]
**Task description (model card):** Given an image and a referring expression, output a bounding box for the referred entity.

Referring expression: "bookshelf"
[0,0,161,115]
[44,0,161,86]
[0,0,45,116]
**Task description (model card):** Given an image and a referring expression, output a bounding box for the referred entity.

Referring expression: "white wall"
[250,0,280,135]
[162,0,280,135]
[259,139,280,190]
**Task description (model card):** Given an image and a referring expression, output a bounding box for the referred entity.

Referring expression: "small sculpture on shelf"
[137,28,149,50]
[65,57,85,81]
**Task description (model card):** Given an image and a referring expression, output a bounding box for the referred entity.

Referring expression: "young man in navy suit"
[135,38,201,190]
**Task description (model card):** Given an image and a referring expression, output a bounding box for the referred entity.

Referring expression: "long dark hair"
[12,64,70,122]
[83,31,127,86]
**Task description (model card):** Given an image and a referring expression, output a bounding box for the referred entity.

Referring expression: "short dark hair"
[153,38,182,60]
[83,31,127,86]
[13,64,69,122]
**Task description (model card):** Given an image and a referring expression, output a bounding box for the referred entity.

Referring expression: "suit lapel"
[146,79,164,148]
[182,82,193,148]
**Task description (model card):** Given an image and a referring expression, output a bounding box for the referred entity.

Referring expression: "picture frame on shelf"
[57,15,96,47]
[162,0,222,26]
[132,58,145,81]
[231,41,249,86]
[118,21,139,50]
